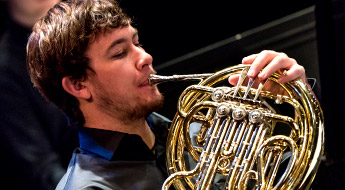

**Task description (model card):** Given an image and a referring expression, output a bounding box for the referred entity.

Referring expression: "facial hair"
[93,80,164,124]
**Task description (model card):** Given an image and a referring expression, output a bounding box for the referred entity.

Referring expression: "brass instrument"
[149,64,324,190]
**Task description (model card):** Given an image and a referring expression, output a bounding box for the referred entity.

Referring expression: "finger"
[247,50,278,78]
[228,74,239,86]
[228,74,261,88]
[257,54,293,81]
[242,54,258,64]
[228,74,250,86]
[278,64,306,83]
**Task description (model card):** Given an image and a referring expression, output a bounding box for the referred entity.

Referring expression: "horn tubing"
[148,73,213,85]
[161,64,324,190]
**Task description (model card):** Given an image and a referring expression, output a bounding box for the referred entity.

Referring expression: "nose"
[135,46,153,71]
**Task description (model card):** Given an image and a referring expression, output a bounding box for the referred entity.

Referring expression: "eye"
[112,50,127,59]
[135,43,143,48]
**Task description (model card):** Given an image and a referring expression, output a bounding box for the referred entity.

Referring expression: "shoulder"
[56,149,115,190]
[56,148,166,190]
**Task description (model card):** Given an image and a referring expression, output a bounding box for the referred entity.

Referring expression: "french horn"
[149,64,324,190]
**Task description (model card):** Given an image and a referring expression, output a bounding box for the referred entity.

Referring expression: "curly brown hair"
[26,0,131,127]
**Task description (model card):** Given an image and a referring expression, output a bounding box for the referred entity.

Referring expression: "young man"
[26,0,307,189]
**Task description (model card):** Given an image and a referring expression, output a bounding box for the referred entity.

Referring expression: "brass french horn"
[150,64,324,190]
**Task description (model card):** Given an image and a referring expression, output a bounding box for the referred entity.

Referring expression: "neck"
[82,104,155,149]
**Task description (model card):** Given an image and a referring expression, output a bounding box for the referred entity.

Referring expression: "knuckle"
[279,52,288,57]
[260,50,271,56]
[296,65,305,73]
[289,57,298,64]
[274,54,289,64]
[275,56,286,63]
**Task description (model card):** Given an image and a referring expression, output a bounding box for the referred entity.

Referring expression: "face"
[85,26,163,122]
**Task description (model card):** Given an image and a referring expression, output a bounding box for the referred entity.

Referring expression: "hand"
[228,50,307,95]
[229,50,307,85]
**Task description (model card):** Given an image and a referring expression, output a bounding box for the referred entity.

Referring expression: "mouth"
[139,68,157,87]
[139,73,155,87]
[139,79,150,87]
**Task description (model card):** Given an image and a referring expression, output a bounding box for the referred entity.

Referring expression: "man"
[26,0,307,189]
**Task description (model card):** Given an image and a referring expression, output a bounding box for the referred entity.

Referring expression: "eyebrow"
[105,28,139,55]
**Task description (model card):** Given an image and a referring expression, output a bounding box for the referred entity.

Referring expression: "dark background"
[119,0,315,65]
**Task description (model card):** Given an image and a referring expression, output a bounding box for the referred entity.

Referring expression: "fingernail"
[242,57,248,64]
[258,72,265,79]
[247,69,254,76]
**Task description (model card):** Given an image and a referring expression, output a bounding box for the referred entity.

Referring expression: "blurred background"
[120,0,315,66]
[1,0,344,189]
[119,0,317,118]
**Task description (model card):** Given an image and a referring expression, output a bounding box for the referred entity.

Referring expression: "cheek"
[97,65,131,83]
[92,63,137,95]
[104,73,135,94]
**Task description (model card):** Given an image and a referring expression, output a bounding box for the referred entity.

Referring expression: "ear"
[62,77,91,100]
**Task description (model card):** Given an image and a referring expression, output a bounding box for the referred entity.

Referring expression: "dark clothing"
[0,17,79,190]
[56,112,171,190]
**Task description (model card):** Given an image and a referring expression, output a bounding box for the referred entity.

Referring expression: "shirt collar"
[78,116,155,160]
[78,127,124,160]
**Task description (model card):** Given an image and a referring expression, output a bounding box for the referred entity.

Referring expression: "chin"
[150,92,164,106]
[146,87,163,100]
[128,94,164,120]
[146,93,164,111]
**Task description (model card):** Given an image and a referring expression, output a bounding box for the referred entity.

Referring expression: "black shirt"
[56,112,171,190]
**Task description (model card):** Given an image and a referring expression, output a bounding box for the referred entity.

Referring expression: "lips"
[138,68,157,87]
[138,74,152,87]
[140,71,157,86]
[139,79,150,87]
